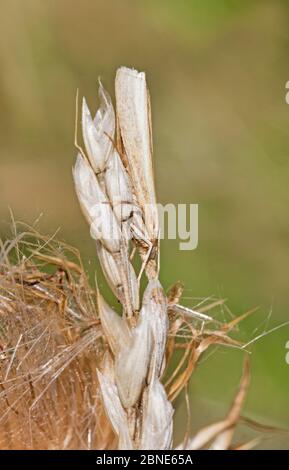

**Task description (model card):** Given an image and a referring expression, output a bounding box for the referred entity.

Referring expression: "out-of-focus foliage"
[0,0,289,448]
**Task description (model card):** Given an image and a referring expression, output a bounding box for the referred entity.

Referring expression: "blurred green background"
[0,0,289,448]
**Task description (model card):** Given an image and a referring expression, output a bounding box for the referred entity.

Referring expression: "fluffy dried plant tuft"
[0,228,114,449]
[0,67,273,450]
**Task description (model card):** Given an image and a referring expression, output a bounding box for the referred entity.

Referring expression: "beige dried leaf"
[115,66,158,241]
[115,308,151,408]
[142,279,168,378]
[104,149,134,228]
[96,241,123,299]
[97,370,133,450]
[73,153,101,225]
[140,375,173,450]
[118,247,140,313]
[89,200,121,255]
[82,83,115,174]
[97,293,131,355]
[97,242,139,315]
[73,154,121,253]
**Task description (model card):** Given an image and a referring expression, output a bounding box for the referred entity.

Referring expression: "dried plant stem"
[73,66,172,449]
[72,66,255,450]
